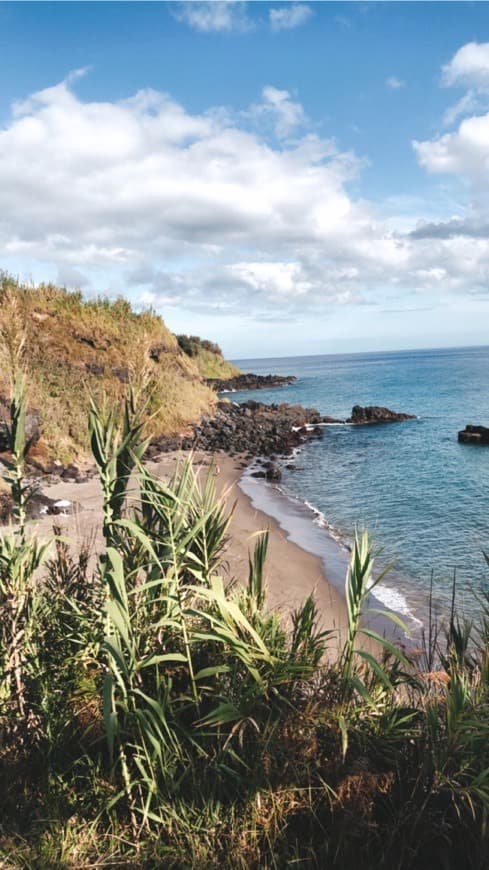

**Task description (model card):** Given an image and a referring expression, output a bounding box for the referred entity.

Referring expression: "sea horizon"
[232,341,489,366]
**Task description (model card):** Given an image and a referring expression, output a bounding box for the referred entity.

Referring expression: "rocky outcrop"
[458,425,489,445]
[207,373,297,392]
[147,400,417,460]
[348,405,416,424]
[149,400,332,458]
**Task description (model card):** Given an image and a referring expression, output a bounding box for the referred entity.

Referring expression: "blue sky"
[2,2,489,357]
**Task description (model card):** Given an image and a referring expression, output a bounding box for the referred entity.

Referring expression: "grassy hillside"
[0,274,218,461]
[176,334,241,379]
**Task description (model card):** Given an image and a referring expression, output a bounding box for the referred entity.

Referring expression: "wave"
[302,495,423,632]
[303,499,352,551]
[291,422,349,432]
[373,583,423,629]
[241,459,423,639]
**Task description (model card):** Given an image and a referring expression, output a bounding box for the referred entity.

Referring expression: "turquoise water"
[231,347,489,628]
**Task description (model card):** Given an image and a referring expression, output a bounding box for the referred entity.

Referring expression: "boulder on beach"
[265,465,282,482]
[458,425,489,445]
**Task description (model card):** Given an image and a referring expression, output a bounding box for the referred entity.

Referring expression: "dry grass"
[0,275,217,461]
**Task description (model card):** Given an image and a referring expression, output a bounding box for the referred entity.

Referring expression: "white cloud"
[439,42,489,128]
[3,71,489,323]
[442,90,480,126]
[385,76,405,90]
[442,41,489,89]
[334,15,352,29]
[414,42,489,191]
[269,3,313,31]
[173,1,251,33]
[414,112,489,180]
[256,85,306,138]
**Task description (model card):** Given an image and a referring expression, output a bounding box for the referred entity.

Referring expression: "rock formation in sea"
[348,405,416,424]
[206,373,297,392]
[458,425,489,445]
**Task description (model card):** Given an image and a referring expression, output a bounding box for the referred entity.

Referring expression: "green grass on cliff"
[176,334,241,380]
[0,274,219,461]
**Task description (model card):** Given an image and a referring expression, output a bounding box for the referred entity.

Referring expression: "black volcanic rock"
[458,425,489,444]
[348,405,416,424]
[147,399,415,464]
[265,465,282,482]
[150,400,327,458]
[206,373,297,392]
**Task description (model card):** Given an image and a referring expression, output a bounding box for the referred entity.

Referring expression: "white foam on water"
[54,499,71,508]
[303,499,352,551]
[373,583,423,629]
[240,463,424,642]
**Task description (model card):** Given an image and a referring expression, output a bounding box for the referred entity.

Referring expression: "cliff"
[0,275,222,462]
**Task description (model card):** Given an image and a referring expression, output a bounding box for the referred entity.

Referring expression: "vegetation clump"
[177,333,241,379]
[1,379,489,867]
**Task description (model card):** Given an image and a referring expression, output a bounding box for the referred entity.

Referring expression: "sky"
[2,1,489,358]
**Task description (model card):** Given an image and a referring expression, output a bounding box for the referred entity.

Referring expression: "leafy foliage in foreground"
[1,389,489,868]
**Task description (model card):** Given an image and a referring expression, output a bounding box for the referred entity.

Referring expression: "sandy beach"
[23,450,351,657]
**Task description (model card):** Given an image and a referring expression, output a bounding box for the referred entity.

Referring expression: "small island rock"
[458,425,489,445]
[348,405,416,424]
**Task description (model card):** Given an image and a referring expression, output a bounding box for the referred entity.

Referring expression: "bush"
[1,383,489,867]
[177,333,223,358]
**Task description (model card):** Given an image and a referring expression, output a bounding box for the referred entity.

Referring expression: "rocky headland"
[0,392,416,488]
[206,373,297,392]
[148,399,334,461]
[146,400,416,482]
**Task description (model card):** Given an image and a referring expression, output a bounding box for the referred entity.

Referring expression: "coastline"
[239,458,414,649]
[206,452,352,655]
[21,447,410,658]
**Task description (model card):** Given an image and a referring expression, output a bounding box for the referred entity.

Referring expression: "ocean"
[230,346,489,636]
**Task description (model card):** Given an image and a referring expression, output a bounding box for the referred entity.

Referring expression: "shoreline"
[19,447,411,658]
[239,458,415,649]
[10,450,351,657]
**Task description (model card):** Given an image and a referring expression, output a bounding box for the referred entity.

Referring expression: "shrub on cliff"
[177,333,222,357]
[0,273,217,461]
[177,332,241,379]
